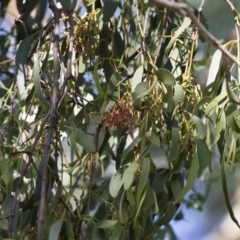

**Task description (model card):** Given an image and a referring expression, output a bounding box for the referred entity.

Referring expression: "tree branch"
[149,0,240,67]
[36,1,61,239]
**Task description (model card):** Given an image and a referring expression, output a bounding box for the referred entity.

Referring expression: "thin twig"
[8,111,50,237]
[36,1,61,239]
[224,60,240,105]
[149,0,240,67]
[154,8,169,65]
[14,0,29,38]
[184,0,205,80]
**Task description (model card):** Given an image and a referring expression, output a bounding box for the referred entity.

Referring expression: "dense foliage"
[0,0,240,239]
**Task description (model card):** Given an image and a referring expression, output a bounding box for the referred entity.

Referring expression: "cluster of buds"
[104,99,137,131]
[65,14,99,59]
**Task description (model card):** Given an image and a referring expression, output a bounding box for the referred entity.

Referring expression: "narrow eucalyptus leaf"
[166,17,191,53]
[191,115,206,139]
[48,218,63,240]
[221,160,240,228]
[0,158,10,184]
[76,128,96,153]
[132,82,148,109]
[131,65,143,93]
[169,119,179,163]
[136,157,150,203]
[123,162,139,190]
[94,58,105,96]
[103,0,119,22]
[206,49,222,87]
[225,104,240,133]
[156,68,176,86]
[173,152,199,204]
[197,139,210,176]
[149,145,169,169]
[98,220,118,229]
[109,221,123,240]
[109,171,123,198]
[33,58,51,109]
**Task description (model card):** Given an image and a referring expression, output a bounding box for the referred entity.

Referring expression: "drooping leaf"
[109,221,123,240]
[165,17,192,54]
[149,145,169,169]
[0,158,10,184]
[206,49,222,87]
[169,119,179,163]
[197,139,210,176]
[136,157,150,203]
[48,218,63,240]
[119,199,129,226]
[155,68,176,86]
[131,65,144,93]
[15,36,33,95]
[221,160,240,228]
[173,152,199,204]
[109,171,123,198]
[33,58,51,109]
[98,220,118,229]
[122,162,139,190]
[191,115,206,139]
[103,0,119,22]
[75,128,96,153]
[132,82,148,109]
[225,104,240,133]
[94,58,105,96]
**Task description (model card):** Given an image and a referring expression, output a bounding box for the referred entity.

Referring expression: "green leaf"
[122,162,139,190]
[165,17,192,54]
[169,119,179,163]
[122,135,140,160]
[98,220,118,229]
[171,173,184,200]
[152,171,169,194]
[213,112,226,146]
[109,171,123,198]
[16,36,33,95]
[221,160,240,228]
[126,188,135,206]
[225,104,240,133]
[113,30,124,59]
[191,115,206,139]
[206,49,222,87]
[109,221,123,240]
[173,83,185,105]
[119,200,129,226]
[173,152,199,204]
[87,114,101,142]
[205,93,227,116]
[131,65,143,93]
[151,190,159,214]
[94,58,105,96]
[132,82,148,109]
[193,96,211,114]
[149,145,169,169]
[137,75,157,99]
[108,72,121,96]
[155,68,176,86]
[136,157,150,203]
[197,139,210,176]
[48,218,63,240]
[75,128,96,153]
[142,182,155,209]
[103,0,119,22]
[0,158,10,184]
[79,55,86,73]
[33,58,51,109]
